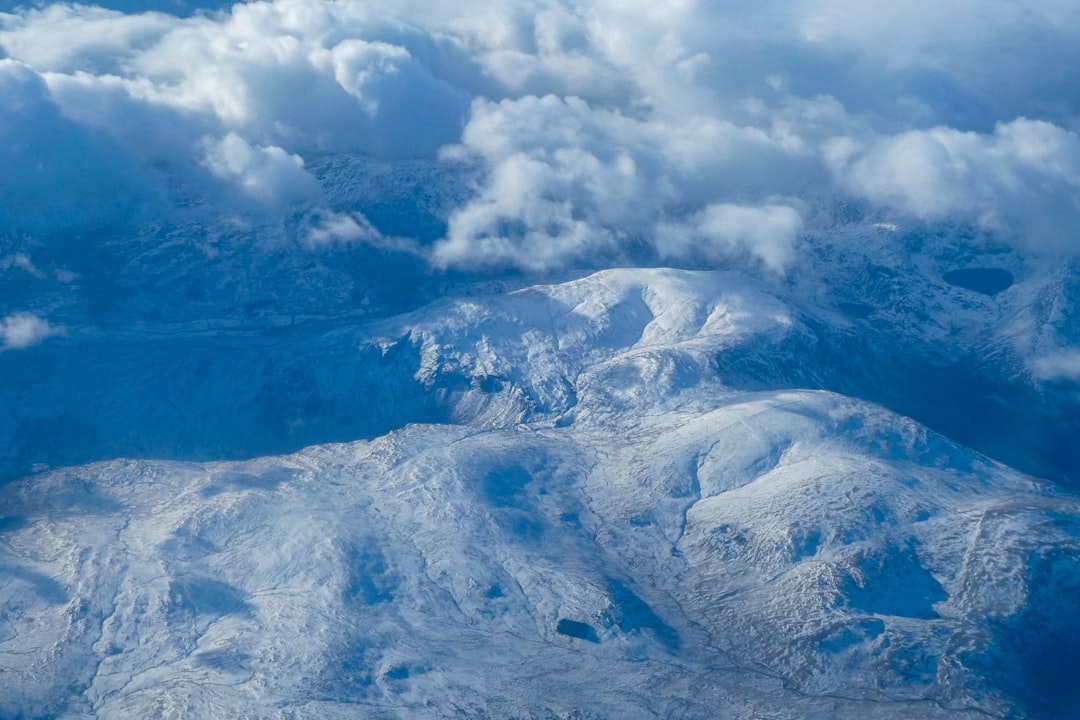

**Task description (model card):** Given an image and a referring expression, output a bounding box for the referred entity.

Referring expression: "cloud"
[0,1,474,236]
[431,93,807,272]
[0,254,45,278]
[305,211,383,247]
[657,204,803,272]
[0,313,60,350]
[826,119,1080,251]
[432,95,648,271]
[1,0,1079,272]
[200,132,317,204]
[1032,349,1080,382]
[2,1,472,156]
[302,210,423,255]
[0,58,163,234]
[790,0,1080,129]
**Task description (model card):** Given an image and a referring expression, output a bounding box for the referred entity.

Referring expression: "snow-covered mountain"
[4,2,1080,716]
[5,202,1078,487]
[3,265,1080,719]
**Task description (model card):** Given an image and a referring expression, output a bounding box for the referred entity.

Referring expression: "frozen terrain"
[4,1,1080,717]
[4,266,1080,719]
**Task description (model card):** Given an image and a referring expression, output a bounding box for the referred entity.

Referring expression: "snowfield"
[3,267,1079,719]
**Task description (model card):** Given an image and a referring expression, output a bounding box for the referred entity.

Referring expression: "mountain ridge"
[2,265,1079,718]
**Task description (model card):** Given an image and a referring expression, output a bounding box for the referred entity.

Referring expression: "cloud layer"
[1,0,1079,272]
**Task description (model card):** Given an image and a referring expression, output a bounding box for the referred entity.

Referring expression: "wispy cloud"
[1033,349,1080,382]
[0,254,45,278]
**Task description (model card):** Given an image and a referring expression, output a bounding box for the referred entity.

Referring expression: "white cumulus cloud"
[827,119,1080,252]
[0,313,61,350]
[200,132,317,204]
[432,93,808,272]
[657,204,803,273]
[0,0,1078,270]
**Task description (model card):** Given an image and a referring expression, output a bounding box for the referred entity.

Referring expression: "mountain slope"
[2,268,1078,719]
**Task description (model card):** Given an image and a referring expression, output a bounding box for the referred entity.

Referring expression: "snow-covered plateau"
[3,264,1080,719]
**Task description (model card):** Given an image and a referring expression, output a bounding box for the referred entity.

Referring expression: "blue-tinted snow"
[1,266,1079,718]
[3,1,1080,718]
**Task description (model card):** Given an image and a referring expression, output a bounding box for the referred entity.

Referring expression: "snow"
[2,267,1078,718]
[3,2,1080,716]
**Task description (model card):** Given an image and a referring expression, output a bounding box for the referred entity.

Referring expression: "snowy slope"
[6,206,1079,487]
[2,267,1079,719]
